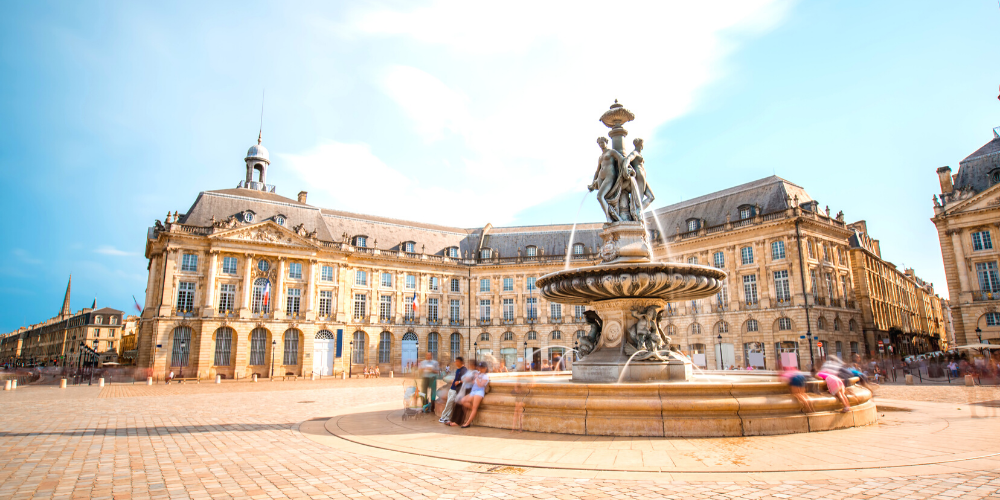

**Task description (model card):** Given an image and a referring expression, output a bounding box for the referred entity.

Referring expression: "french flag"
[412,291,419,312]
[263,281,271,307]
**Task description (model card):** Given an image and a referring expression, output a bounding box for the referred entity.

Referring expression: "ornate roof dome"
[245,132,269,162]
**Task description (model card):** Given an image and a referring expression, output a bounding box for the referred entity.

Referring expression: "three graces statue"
[588,137,655,224]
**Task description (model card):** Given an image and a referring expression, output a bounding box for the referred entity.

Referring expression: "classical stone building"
[932,126,1000,347]
[137,137,941,379]
[0,277,124,366]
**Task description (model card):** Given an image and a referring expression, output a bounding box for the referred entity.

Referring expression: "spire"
[91,296,97,310]
[60,275,72,319]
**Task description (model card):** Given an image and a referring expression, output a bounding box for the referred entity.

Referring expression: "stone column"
[305,259,317,321]
[203,250,220,316]
[274,258,286,320]
[144,254,160,312]
[950,231,971,292]
[157,248,176,316]
[240,253,254,318]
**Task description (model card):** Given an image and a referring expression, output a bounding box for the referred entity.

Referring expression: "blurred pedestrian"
[439,357,467,424]
[817,361,851,413]
[780,365,814,413]
[459,362,490,428]
[417,352,441,413]
[511,378,533,432]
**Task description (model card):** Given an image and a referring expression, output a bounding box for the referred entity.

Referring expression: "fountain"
[446,101,876,437]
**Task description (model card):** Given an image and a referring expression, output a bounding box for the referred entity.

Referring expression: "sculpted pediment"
[948,182,1000,214]
[209,221,319,248]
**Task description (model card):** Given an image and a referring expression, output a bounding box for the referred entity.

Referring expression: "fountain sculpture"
[439,102,877,436]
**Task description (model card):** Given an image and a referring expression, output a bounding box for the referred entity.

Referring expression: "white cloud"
[12,249,42,265]
[94,245,134,257]
[296,1,793,225]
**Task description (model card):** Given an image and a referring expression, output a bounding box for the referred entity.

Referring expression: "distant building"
[932,126,1000,347]
[0,276,124,366]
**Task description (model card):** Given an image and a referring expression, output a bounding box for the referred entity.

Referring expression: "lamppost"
[976,327,984,358]
[523,341,528,371]
[717,334,724,370]
[348,341,353,378]
[574,340,579,362]
[270,339,277,379]
[179,341,186,379]
[473,341,478,364]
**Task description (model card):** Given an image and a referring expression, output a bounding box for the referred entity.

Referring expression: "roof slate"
[953,132,1000,195]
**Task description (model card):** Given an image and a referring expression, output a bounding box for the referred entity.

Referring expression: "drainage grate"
[297,401,316,404]
[486,466,526,475]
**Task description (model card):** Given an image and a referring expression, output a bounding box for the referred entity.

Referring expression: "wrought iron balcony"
[449,319,464,326]
[740,301,760,310]
[427,319,441,326]
[773,298,794,308]
[478,319,492,326]
[973,290,1000,301]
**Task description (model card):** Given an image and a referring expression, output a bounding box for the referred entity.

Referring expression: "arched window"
[575,330,585,339]
[778,318,792,331]
[686,218,699,232]
[448,247,460,258]
[746,319,759,332]
[502,331,514,342]
[95,316,103,325]
[691,323,702,335]
[251,278,271,313]
[526,331,537,341]
[738,205,754,220]
[479,333,490,342]
[450,333,461,355]
[283,329,300,365]
[525,245,537,257]
[354,236,367,248]
[428,332,439,358]
[717,322,729,333]
[378,332,392,363]
[214,327,233,366]
[848,319,857,332]
[481,248,492,259]
[352,331,366,364]
[315,330,334,339]
[573,243,585,255]
[109,317,117,325]
[551,331,562,340]
[170,327,191,367]
[817,317,827,330]
[249,328,268,365]
[833,318,841,331]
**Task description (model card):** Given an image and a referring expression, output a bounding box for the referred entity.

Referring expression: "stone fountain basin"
[451,372,876,437]
[537,262,727,305]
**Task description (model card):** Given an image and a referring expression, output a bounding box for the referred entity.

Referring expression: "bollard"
[253,374,258,382]
[905,374,913,385]
[311,373,316,381]
[60,378,67,389]
[11,380,16,390]
[216,375,221,384]
[99,378,105,387]
[146,376,153,385]
[3,380,10,391]
[965,374,975,386]
[391,370,394,379]
[341,372,346,380]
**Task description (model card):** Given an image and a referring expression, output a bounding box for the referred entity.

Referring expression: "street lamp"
[976,327,984,358]
[179,341,186,379]
[717,334,724,370]
[523,341,529,371]
[270,339,277,379]
[574,340,579,362]
[473,341,478,364]
[348,341,353,378]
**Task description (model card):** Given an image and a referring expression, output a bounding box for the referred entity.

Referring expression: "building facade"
[137,137,941,379]
[932,126,1000,347]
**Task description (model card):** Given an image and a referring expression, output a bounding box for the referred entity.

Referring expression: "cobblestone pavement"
[872,384,1000,405]
[1,381,998,500]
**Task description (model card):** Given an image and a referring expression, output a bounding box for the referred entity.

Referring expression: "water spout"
[565,192,591,270]
[616,349,649,384]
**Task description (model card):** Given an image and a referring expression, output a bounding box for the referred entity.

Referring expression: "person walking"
[439,357,467,424]
[417,352,440,413]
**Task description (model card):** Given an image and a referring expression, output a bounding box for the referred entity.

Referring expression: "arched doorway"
[401,332,418,372]
[313,330,335,376]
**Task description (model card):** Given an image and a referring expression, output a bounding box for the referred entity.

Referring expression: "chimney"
[936,166,953,195]
[297,191,308,204]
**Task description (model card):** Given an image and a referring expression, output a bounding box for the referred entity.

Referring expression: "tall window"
[502,298,515,321]
[834,318,841,331]
[479,299,491,321]
[526,246,537,257]
[95,316,103,325]
[218,284,236,313]
[429,277,439,291]
[739,206,752,219]
[771,241,785,260]
[222,256,238,274]
[718,322,729,333]
[378,332,391,363]
[318,290,332,317]
[428,332,439,358]
[713,251,725,268]
[691,323,702,335]
[353,294,367,319]
[403,296,416,320]
[840,276,849,300]
[355,270,368,286]
[503,278,514,291]
[743,274,758,305]
[551,331,562,340]
[177,282,196,312]
[381,273,393,288]
[286,288,301,316]
[251,278,270,313]
[249,329,267,365]
[687,219,698,232]
[740,246,754,265]
[481,248,491,259]
[977,262,1000,292]
[526,297,537,319]
[502,331,514,341]
[574,305,586,319]
[379,295,393,322]
[181,253,198,272]
[688,256,698,264]
[810,270,819,298]
[405,275,416,290]
[986,312,1000,326]
[283,330,299,365]
[170,327,191,367]
[550,303,562,320]
[428,298,439,321]
[480,279,490,292]
[450,299,461,322]
[573,243,585,255]
[807,242,815,259]
[450,333,461,355]
[825,273,834,298]
[823,244,832,261]
[774,270,790,302]
[778,318,791,330]
[450,278,460,293]
[746,319,759,332]
[716,281,729,306]
[527,331,537,340]
[288,262,303,279]
[352,332,365,364]
[404,241,415,253]
[321,265,334,282]
[973,231,993,251]
[526,277,537,291]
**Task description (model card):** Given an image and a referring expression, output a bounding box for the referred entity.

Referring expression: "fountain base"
[572,348,691,383]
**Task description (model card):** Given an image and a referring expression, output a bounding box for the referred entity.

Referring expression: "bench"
[174,377,200,384]
[279,375,298,381]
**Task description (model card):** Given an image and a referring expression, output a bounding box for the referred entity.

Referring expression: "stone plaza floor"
[1,378,998,499]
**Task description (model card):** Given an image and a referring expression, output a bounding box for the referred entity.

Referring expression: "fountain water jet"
[564,192,591,270]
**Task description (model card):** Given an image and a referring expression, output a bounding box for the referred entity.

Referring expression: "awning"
[953,344,1000,350]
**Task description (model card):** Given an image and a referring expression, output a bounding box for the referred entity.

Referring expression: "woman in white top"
[460,362,490,428]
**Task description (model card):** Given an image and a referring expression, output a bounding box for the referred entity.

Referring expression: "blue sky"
[1,1,997,332]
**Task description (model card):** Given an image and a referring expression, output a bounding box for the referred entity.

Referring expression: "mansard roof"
[647,175,813,233]
[481,223,604,258]
[953,129,1000,195]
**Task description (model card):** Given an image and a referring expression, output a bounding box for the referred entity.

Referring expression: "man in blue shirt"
[439,357,467,424]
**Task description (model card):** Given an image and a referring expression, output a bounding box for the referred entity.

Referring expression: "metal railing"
[973,290,1000,301]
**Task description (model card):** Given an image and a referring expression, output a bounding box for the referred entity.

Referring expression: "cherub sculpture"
[578,310,603,356]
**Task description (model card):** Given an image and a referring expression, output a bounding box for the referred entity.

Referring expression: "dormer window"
[991,170,1000,185]
[403,241,415,253]
[525,245,537,257]
[573,243,585,255]
[481,248,492,259]
[274,215,286,226]
[686,218,699,232]
[243,211,255,223]
[354,236,367,248]
[447,247,459,258]
[738,205,754,220]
